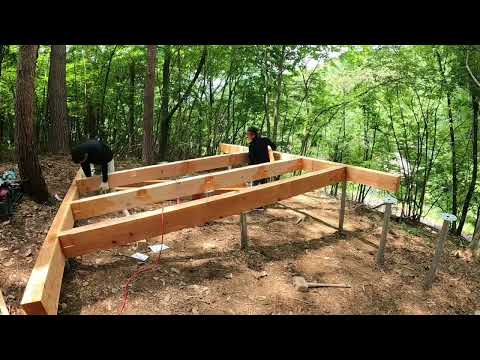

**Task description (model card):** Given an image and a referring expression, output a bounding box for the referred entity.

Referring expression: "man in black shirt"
[71,139,114,193]
[246,126,277,186]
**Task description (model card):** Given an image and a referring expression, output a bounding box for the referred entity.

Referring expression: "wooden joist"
[220,143,400,193]
[219,143,298,161]
[59,166,346,257]
[76,152,249,194]
[20,169,82,315]
[70,158,302,220]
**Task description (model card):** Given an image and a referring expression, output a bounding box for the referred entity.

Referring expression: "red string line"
[118,206,165,314]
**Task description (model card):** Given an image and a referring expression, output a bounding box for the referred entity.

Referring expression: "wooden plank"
[303,157,400,192]
[0,290,8,315]
[70,159,302,220]
[59,166,346,257]
[220,144,400,192]
[219,143,299,161]
[346,166,400,193]
[20,169,82,315]
[76,152,249,194]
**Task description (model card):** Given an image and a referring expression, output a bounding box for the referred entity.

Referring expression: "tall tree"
[142,45,156,164]
[456,92,478,235]
[158,45,207,161]
[47,45,69,153]
[128,58,136,150]
[15,45,49,202]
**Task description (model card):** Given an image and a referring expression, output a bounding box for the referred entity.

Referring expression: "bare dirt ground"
[1,156,479,315]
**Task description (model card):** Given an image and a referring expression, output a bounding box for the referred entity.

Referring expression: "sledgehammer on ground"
[293,276,351,292]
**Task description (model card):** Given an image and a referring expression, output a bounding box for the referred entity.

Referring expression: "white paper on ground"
[149,244,170,253]
[131,252,149,261]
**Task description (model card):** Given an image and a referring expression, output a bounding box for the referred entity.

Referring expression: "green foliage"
[1,44,480,236]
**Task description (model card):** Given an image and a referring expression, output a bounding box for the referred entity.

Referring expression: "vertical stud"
[338,180,347,233]
[376,195,397,265]
[240,212,248,250]
[424,213,456,289]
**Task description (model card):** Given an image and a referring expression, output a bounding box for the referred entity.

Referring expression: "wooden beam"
[76,152,249,194]
[219,143,299,161]
[220,144,400,193]
[21,169,82,315]
[0,290,8,315]
[59,166,346,257]
[70,158,302,221]
[345,166,400,193]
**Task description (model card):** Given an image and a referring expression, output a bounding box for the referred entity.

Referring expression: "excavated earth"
[1,156,479,315]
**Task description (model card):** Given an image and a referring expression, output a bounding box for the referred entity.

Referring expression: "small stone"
[254,271,268,279]
[3,259,14,267]
[225,273,233,279]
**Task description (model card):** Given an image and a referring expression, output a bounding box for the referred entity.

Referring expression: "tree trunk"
[158,45,172,162]
[128,59,135,150]
[47,45,69,153]
[456,94,478,235]
[15,45,49,203]
[159,45,206,161]
[99,45,117,139]
[142,45,156,165]
[272,45,286,143]
[436,50,458,231]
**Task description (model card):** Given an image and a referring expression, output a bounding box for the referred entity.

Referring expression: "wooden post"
[470,211,480,258]
[240,212,248,249]
[338,180,347,233]
[376,195,397,265]
[228,164,248,250]
[424,213,456,289]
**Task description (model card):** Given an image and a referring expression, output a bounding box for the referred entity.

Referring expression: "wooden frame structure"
[20,143,400,315]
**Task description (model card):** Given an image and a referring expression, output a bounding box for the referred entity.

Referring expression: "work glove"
[99,181,110,194]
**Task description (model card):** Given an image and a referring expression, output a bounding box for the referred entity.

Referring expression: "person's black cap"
[247,127,259,136]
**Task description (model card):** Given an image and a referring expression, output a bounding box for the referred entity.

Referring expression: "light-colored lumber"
[0,290,8,315]
[345,166,400,193]
[219,143,299,161]
[213,187,245,194]
[240,212,248,249]
[424,217,452,289]
[59,166,346,257]
[220,143,400,192]
[303,158,400,192]
[76,152,249,194]
[70,158,302,221]
[21,169,82,315]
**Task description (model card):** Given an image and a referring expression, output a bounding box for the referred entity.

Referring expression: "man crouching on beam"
[71,138,114,194]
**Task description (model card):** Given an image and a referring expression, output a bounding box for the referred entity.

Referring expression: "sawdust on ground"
[1,156,479,315]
